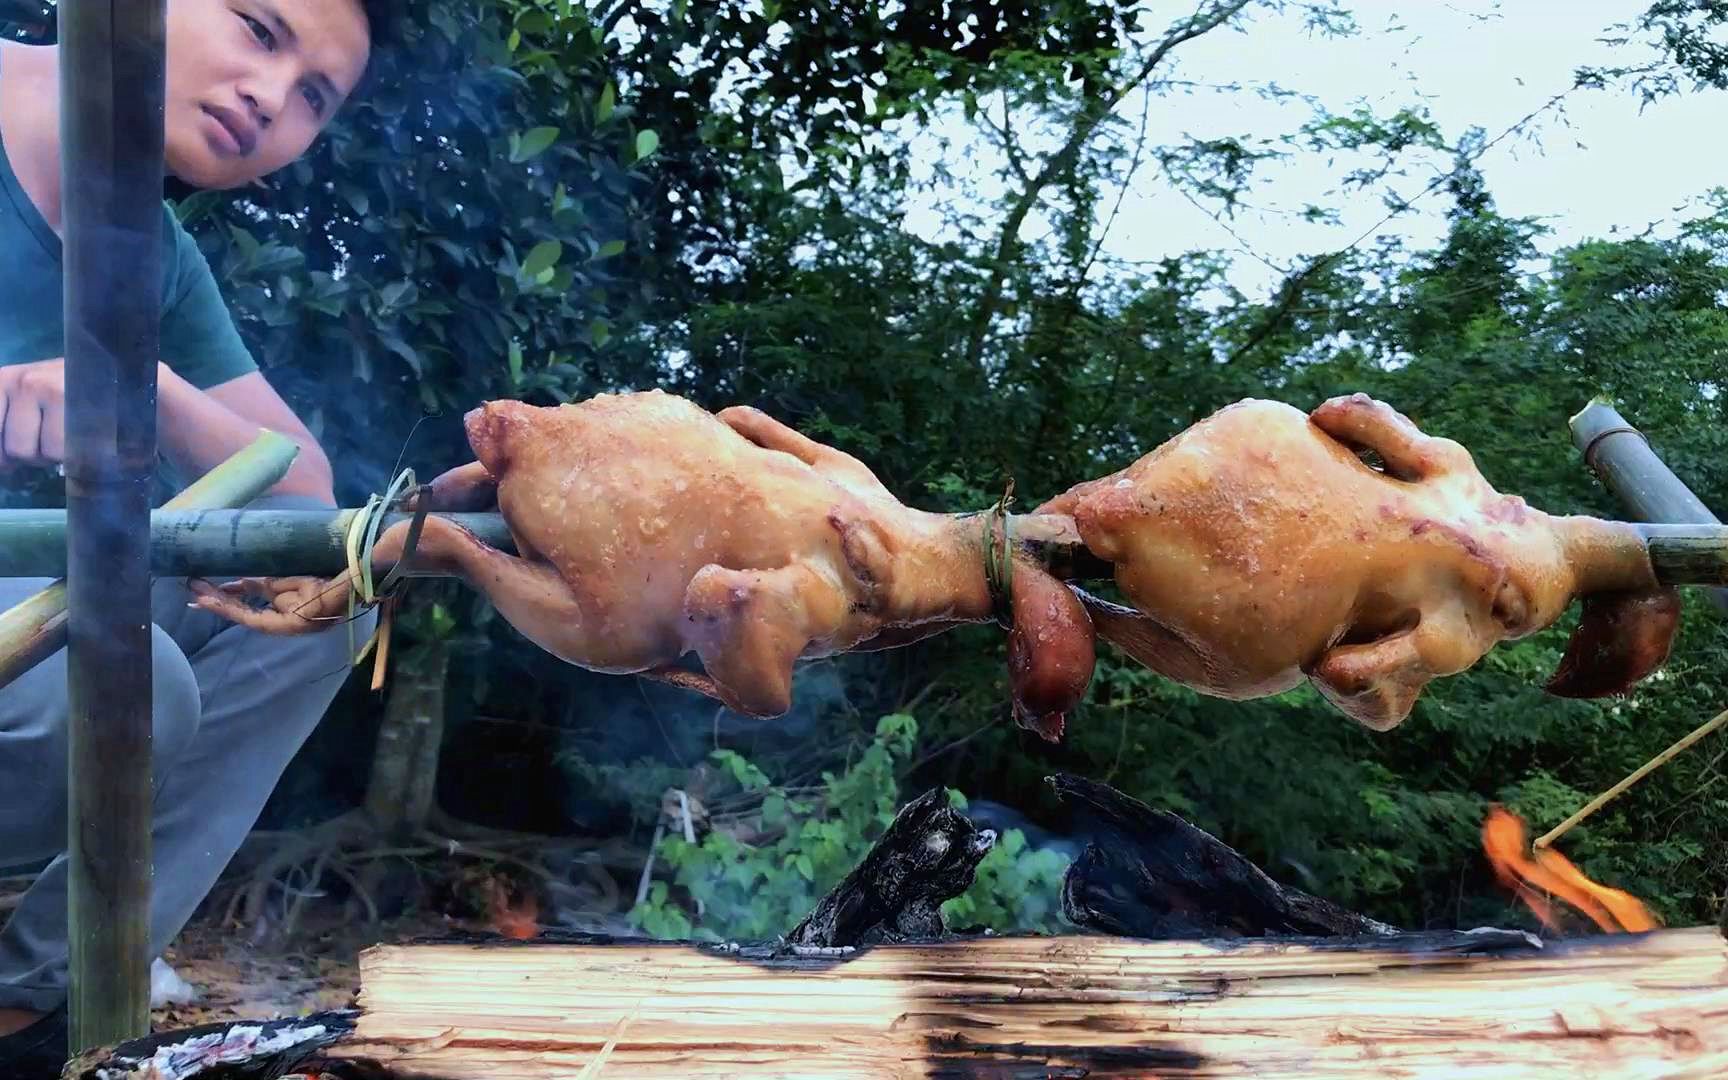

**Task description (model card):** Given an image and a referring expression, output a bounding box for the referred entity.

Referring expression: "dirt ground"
[3,864,606,1080]
[150,910,458,1032]
[0,876,501,1033]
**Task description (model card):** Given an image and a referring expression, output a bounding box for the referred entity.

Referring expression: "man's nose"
[236,70,292,128]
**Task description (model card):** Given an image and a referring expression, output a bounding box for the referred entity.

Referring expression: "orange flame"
[1480,805,1658,934]
[486,878,541,940]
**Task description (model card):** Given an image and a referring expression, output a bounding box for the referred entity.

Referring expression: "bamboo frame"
[0,508,515,577]
[1524,400,1728,850]
[0,434,300,691]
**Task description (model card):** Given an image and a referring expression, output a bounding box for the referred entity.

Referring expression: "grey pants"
[0,495,374,1012]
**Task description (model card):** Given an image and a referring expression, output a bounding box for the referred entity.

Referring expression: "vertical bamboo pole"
[59,0,168,1050]
[1570,400,1728,613]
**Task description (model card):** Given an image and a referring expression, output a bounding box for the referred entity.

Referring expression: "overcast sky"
[895,1,1724,296]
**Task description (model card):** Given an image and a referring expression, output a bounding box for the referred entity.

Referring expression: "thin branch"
[1224,81,1583,366]
[976,88,1033,187]
[960,0,1256,371]
[1073,78,1159,288]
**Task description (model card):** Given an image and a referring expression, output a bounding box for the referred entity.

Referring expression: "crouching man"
[0,1,389,1073]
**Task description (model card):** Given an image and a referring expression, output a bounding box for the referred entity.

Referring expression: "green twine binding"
[347,467,429,665]
[981,478,1016,625]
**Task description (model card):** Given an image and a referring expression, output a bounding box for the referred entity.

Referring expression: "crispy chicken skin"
[194,389,1674,736]
[191,390,1093,734]
[1035,393,1676,730]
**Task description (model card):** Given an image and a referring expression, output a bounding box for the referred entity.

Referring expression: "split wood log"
[1051,772,1397,939]
[71,926,1728,1079]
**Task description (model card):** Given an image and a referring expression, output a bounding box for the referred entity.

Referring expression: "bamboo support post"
[1571,399,1728,609]
[58,0,170,1048]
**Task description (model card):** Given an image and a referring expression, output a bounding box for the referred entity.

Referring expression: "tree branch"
[961,1,1256,372]
[975,89,1033,187]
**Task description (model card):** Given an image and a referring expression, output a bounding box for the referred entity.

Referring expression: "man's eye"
[302,85,326,117]
[240,13,275,49]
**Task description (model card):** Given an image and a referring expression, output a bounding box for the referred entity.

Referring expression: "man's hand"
[0,358,334,503]
[0,358,67,470]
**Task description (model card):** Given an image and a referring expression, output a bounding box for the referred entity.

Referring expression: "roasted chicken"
[1036,393,1678,730]
[191,390,1094,737]
[194,389,1675,738]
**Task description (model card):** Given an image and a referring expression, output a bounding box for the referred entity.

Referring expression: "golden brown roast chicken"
[190,390,1095,738]
[1035,393,1678,730]
[194,389,1676,739]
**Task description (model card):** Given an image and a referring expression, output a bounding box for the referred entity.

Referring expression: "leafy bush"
[630,713,1071,942]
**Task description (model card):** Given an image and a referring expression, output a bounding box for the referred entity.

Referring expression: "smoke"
[552,657,848,834]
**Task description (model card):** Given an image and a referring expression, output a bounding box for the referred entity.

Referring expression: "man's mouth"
[199,104,256,157]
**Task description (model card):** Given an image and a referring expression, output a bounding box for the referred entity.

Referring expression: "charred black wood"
[786,787,996,948]
[1050,773,1397,939]
[64,1012,357,1080]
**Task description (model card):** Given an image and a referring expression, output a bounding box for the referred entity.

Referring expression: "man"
[0,1,387,1073]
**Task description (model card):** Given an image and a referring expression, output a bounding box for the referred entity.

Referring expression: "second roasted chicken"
[1036,393,1678,730]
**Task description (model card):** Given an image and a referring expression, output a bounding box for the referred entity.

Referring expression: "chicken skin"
[1035,393,1677,730]
[191,390,1094,736]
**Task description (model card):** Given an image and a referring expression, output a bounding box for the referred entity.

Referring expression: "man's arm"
[157,365,336,504]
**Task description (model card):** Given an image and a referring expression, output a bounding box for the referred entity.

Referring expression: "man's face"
[163,0,370,189]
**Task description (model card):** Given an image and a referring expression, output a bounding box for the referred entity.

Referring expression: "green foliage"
[629,714,1071,942]
[178,0,663,508]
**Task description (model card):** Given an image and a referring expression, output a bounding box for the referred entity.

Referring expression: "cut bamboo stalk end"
[1570,400,1728,608]
[1638,524,1728,588]
[0,432,300,691]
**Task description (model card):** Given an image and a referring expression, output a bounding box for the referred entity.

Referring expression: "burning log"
[1050,773,1397,939]
[787,787,997,949]
[70,927,1728,1078]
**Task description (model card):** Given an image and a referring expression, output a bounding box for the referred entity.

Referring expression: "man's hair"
[348,0,404,103]
[359,0,403,51]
